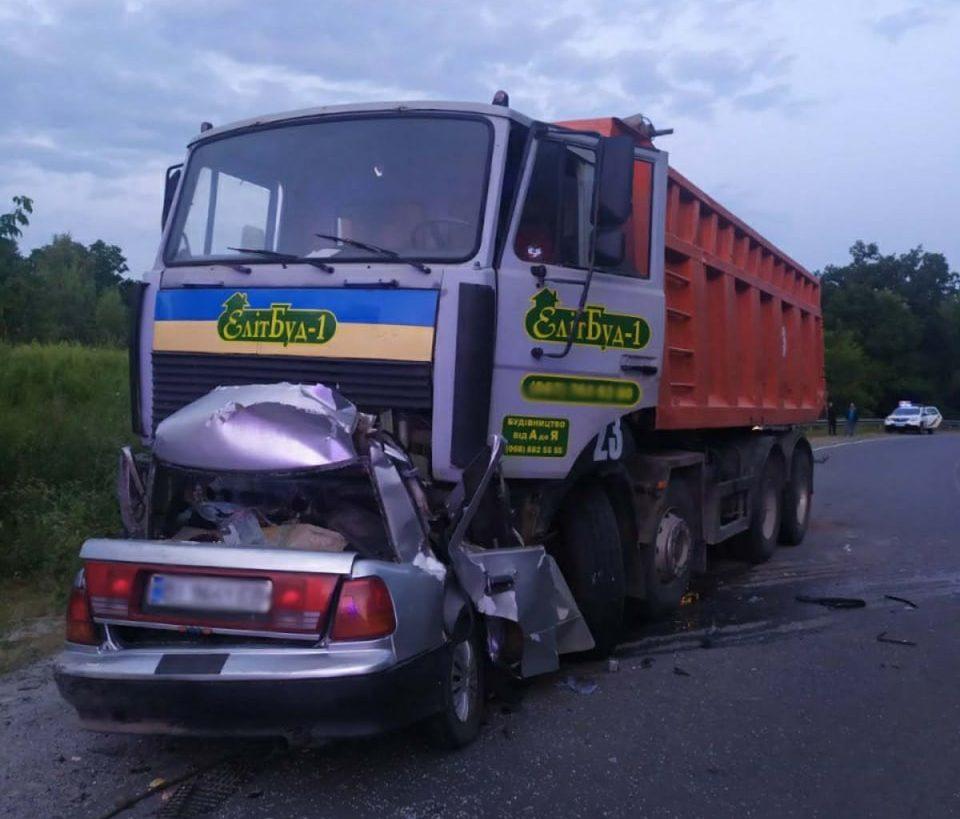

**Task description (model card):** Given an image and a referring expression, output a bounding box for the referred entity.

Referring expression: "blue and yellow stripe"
[153,288,438,362]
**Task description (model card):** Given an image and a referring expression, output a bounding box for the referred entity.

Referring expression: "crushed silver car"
[55,383,591,747]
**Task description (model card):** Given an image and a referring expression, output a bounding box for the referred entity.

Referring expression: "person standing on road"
[827,402,837,436]
[846,402,858,437]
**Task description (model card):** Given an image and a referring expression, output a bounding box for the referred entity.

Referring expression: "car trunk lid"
[81,538,355,641]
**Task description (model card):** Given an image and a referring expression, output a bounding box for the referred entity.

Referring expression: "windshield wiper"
[227,247,334,273]
[314,233,430,275]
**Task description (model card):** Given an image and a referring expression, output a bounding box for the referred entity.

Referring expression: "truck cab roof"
[188,100,536,146]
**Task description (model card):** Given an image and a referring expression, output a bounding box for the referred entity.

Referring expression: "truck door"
[491,131,667,478]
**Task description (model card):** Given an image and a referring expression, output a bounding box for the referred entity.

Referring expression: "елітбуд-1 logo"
[524,289,651,351]
[217,292,337,346]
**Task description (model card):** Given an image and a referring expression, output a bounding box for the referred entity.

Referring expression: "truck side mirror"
[595,135,634,228]
[162,164,183,230]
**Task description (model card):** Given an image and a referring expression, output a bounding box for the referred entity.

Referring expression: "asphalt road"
[2,433,959,818]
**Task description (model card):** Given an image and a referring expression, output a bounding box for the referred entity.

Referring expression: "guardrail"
[801,418,960,435]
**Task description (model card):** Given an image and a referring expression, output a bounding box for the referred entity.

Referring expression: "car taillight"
[272,575,337,633]
[330,577,396,641]
[65,570,98,645]
[84,561,138,618]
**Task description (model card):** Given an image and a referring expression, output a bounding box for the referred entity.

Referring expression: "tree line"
[0,196,957,416]
[0,196,132,346]
[822,241,959,416]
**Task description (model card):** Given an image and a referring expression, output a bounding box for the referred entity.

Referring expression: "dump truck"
[56,95,824,745]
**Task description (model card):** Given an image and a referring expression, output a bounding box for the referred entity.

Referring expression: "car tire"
[638,479,696,619]
[735,455,783,564]
[428,630,485,750]
[554,485,625,656]
[779,449,812,546]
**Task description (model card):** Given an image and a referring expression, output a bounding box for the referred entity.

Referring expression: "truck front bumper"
[54,642,448,739]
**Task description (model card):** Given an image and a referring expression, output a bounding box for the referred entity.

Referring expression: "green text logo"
[501,415,569,457]
[217,292,337,346]
[524,289,650,351]
[521,374,641,407]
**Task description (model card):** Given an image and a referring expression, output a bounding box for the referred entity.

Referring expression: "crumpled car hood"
[154,383,359,471]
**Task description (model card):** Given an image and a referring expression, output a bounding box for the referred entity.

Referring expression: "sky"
[2,0,959,276]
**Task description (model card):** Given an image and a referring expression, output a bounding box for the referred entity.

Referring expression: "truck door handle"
[620,354,658,376]
[621,364,658,375]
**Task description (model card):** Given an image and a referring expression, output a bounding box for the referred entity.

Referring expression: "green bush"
[0,343,130,592]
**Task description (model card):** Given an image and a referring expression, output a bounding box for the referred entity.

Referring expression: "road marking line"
[813,436,914,452]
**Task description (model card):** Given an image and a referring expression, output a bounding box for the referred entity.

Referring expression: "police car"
[884,402,942,434]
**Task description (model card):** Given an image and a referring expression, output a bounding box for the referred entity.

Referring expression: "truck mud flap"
[449,542,594,677]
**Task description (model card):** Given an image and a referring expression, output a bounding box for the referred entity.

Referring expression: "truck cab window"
[515,140,596,269]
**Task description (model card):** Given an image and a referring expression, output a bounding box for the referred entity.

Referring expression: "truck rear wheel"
[638,480,696,619]
[555,485,625,656]
[780,448,812,546]
[736,455,783,564]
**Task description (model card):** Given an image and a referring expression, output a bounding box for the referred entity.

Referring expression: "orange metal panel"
[557,116,826,430]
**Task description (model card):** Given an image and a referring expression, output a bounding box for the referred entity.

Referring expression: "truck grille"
[151,352,432,429]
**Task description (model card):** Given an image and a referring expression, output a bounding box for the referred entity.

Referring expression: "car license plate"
[146,574,272,614]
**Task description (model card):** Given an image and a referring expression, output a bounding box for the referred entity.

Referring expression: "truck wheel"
[428,630,484,749]
[555,485,625,656]
[639,480,696,619]
[780,449,812,546]
[736,456,783,564]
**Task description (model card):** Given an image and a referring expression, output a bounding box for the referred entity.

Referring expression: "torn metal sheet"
[154,383,359,472]
[449,541,594,677]
[368,442,427,562]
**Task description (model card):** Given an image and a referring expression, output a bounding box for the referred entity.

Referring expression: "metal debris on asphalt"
[884,594,918,609]
[795,594,866,609]
[876,631,917,647]
[556,675,599,694]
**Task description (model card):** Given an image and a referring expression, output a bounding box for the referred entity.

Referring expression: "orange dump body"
[559,117,825,430]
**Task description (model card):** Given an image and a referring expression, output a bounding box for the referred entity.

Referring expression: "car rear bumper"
[54,643,448,739]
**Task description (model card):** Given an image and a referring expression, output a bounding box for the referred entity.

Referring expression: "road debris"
[606,658,620,673]
[884,594,918,609]
[747,594,763,604]
[556,675,599,695]
[876,631,917,647]
[842,543,853,553]
[639,657,654,669]
[673,666,692,677]
[795,594,866,609]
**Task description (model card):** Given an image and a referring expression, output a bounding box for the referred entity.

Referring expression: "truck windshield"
[165,115,491,266]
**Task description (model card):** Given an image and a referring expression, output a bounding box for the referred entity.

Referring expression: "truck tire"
[736,455,783,564]
[555,485,625,656]
[780,448,812,546]
[428,629,485,749]
[638,480,696,619]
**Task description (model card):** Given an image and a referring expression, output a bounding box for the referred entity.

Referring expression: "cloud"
[3,0,959,274]
[871,6,942,41]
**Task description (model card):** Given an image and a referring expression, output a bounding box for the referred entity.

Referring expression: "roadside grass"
[0,343,130,668]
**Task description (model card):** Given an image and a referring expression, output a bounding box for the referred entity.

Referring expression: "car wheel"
[638,479,696,619]
[428,630,484,749]
[554,485,625,656]
[780,448,812,546]
[735,455,783,564]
